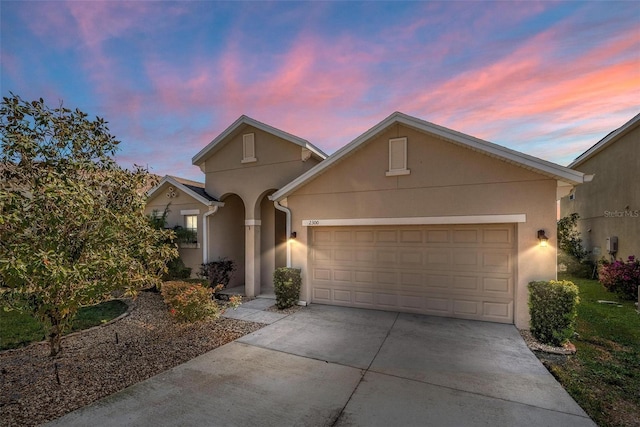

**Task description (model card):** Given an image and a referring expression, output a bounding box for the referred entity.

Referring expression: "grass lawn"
[0,300,128,351]
[545,274,639,427]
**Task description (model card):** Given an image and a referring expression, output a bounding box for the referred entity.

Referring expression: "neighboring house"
[147,112,590,329]
[560,113,640,262]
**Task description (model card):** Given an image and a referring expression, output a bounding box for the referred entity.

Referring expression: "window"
[242,133,257,163]
[184,215,198,243]
[386,137,410,176]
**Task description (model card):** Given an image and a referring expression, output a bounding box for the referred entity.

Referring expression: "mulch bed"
[0,292,264,427]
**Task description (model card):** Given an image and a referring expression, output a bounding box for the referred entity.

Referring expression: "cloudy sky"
[1,1,638,181]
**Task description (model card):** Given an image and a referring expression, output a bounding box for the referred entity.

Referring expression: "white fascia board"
[146,176,223,207]
[568,112,640,168]
[302,214,527,227]
[192,115,327,166]
[272,111,586,201]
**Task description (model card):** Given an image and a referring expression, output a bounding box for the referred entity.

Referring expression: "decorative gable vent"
[386,137,410,176]
[166,186,178,198]
[242,133,257,163]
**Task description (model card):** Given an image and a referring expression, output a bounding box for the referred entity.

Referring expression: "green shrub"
[163,256,192,281]
[528,280,580,346]
[200,258,236,289]
[274,267,301,309]
[161,281,218,322]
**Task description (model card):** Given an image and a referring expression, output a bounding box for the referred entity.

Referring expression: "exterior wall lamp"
[537,229,549,247]
[290,231,297,239]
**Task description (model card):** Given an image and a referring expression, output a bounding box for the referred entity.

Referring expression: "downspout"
[273,200,292,267]
[202,206,219,264]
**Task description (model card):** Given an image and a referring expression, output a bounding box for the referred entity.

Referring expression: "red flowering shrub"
[599,256,640,300]
[161,281,218,322]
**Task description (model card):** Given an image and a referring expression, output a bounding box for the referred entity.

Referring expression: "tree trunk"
[48,316,63,357]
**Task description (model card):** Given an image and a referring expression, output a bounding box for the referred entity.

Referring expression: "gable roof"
[146,175,223,206]
[568,112,640,168]
[271,111,590,201]
[192,115,328,166]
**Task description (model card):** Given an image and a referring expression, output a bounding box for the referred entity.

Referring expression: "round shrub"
[528,280,580,346]
[273,268,301,309]
[161,281,218,322]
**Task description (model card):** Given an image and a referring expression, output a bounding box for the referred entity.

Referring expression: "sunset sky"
[1,1,638,181]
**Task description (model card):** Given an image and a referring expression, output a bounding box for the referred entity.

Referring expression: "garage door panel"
[355,230,374,243]
[425,251,451,266]
[314,268,331,281]
[453,229,479,243]
[453,299,480,316]
[333,270,352,282]
[483,277,512,294]
[309,224,515,323]
[452,276,479,291]
[400,230,423,243]
[483,228,512,244]
[426,229,450,243]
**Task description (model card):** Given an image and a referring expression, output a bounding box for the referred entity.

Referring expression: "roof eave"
[271,112,587,201]
[146,175,223,207]
[568,112,640,168]
[192,115,328,166]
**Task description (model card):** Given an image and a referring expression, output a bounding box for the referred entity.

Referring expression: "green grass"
[548,274,639,427]
[0,300,128,351]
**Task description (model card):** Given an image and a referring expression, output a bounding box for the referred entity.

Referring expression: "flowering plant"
[161,281,218,322]
[599,256,640,300]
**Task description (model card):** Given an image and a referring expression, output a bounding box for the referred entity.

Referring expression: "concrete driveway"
[47,302,595,426]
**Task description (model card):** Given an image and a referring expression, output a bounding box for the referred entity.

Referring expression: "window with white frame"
[386,137,410,176]
[183,215,198,243]
[242,133,257,163]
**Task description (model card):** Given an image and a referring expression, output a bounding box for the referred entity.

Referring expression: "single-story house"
[560,113,640,262]
[146,112,591,328]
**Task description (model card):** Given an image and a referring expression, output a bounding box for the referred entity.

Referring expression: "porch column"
[244,220,261,297]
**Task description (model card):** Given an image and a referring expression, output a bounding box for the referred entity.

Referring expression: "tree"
[0,94,177,356]
[557,213,588,260]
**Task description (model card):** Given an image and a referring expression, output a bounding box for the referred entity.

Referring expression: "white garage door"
[309,224,515,323]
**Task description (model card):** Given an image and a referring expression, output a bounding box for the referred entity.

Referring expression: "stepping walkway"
[222,297,288,324]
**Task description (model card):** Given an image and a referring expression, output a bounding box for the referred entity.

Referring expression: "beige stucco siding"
[286,124,559,328]
[198,124,320,295]
[560,126,640,260]
[145,183,207,277]
[202,125,321,217]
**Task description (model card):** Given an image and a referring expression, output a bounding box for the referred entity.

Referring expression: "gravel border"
[0,292,264,427]
[519,329,577,355]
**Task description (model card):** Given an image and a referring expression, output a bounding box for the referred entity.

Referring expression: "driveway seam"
[330,312,400,427]
[363,369,593,420]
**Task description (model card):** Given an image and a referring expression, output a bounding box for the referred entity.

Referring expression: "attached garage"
[269,112,590,329]
[309,224,515,323]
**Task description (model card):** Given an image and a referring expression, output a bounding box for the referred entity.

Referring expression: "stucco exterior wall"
[145,183,206,277]
[201,125,321,218]
[285,124,559,329]
[209,194,245,288]
[560,127,640,261]
[198,125,321,295]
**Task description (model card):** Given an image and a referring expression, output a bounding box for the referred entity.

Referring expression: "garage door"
[309,224,515,323]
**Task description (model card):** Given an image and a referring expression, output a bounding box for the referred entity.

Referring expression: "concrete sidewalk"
[47,303,596,426]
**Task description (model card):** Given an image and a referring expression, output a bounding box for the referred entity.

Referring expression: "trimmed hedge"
[528,280,580,346]
[274,267,301,309]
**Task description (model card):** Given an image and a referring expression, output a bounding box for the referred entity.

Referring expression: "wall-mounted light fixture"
[537,229,549,247]
[290,231,297,239]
